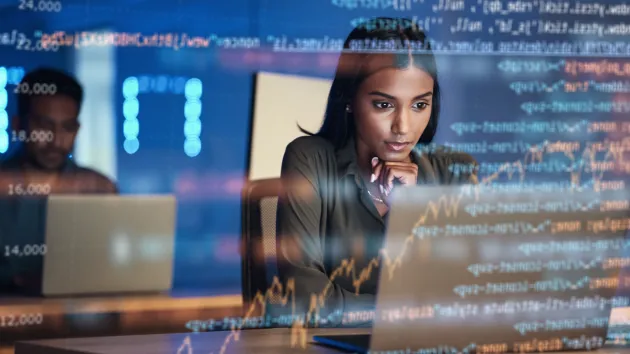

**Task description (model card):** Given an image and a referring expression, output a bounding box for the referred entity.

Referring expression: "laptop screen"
[368,185,630,353]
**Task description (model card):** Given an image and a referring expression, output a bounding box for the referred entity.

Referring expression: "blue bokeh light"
[122,77,139,99]
[123,138,140,154]
[0,66,6,155]
[123,118,140,139]
[183,78,203,157]
[0,89,7,110]
[184,119,202,137]
[0,110,8,130]
[184,100,202,119]
[123,76,142,154]
[174,77,186,95]
[123,98,139,118]
[184,137,201,157]
[184,78,202,100]
[0,131,8,154]
[0,67,7,88]
[7,67,24,86]
[156,76,168,93]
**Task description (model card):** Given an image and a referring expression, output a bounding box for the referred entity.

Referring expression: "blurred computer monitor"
[247,72,331,180]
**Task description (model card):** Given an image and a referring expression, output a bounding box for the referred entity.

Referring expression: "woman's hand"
[370,157,418,202]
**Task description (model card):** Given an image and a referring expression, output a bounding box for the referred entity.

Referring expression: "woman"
[275,17,478,327]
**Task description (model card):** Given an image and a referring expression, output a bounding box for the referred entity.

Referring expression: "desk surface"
[15,328,366,354]
[14,328,630,354]
[0,294,242,315]
[0,294,243,347]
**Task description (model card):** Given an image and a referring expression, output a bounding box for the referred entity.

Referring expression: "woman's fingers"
[384,164,418,188]
[370,157,388,200]
[370,158,418,201]
[370,157,381,183]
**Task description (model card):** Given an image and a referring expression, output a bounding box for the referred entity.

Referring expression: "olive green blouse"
[275,135,478,326]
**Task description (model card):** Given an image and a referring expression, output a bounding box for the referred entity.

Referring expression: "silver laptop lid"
[43,195,176,296]
[371,185,630,353]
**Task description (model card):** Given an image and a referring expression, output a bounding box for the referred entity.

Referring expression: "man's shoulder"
[73,166,118,193]
[74,166,113,179]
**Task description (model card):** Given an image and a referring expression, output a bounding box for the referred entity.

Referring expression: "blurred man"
[0,68,117,293]
[0,67,117,194]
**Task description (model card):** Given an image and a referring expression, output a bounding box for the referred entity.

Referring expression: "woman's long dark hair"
[300,17,441,150]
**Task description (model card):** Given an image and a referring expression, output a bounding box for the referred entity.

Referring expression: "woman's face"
[352,60,434,163]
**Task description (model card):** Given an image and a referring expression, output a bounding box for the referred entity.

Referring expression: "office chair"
[240,178,283,314]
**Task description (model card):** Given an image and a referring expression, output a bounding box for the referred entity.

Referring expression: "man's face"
[24,95,80,171]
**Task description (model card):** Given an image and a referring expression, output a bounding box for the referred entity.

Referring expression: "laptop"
[314,185,630,353]
[39,195,176,296]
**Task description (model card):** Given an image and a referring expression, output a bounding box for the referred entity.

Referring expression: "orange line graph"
[179,138,630,354]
